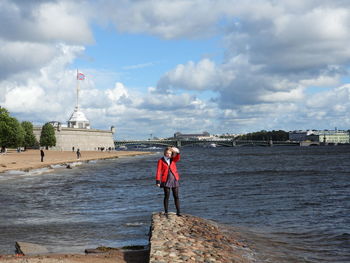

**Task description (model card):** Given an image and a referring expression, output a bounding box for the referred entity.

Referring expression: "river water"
[0,146,349,262]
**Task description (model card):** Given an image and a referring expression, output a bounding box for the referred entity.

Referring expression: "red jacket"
[156,154,180,183]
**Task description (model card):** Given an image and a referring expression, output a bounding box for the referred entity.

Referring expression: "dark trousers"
[163,187,180,214]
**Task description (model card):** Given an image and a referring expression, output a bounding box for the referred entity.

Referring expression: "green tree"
[40,123,56,149]
[0,107,25,148]
[21,121,38,148]
[238,130,289,141]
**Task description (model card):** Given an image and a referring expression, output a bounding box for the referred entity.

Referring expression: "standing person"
[40,149,45,162]
[155,146,181,217]
[76,148,81,160]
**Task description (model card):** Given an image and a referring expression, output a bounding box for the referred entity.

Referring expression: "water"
[0,147,349,262]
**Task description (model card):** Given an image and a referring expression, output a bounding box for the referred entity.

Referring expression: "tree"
[0,107,25,148]
[238,130,289,141]
[40,123,56,149]
[21,121,38,148]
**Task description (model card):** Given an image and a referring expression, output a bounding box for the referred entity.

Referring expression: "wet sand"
[0,149,151,173]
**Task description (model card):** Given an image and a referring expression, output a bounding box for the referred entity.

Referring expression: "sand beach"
[0,149,151,174]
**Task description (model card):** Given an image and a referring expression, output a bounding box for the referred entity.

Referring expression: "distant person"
[40,149,45,162]
[76,148,81,160]
[72,146,75,152]
[1,147,7,154]
[155,146,182,217]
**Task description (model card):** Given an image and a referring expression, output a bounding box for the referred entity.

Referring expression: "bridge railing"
[114,139,300,148]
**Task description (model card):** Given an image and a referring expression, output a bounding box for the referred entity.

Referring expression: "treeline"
[237,130,289,141]
[0,107,56,150]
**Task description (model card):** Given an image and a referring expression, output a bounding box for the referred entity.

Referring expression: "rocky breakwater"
[149,212,256,263]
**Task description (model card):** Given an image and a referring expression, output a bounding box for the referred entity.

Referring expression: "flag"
[77,72,85,80]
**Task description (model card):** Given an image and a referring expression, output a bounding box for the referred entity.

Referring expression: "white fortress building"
[34,72,115,151]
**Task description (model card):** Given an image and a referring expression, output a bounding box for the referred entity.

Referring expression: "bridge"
[114,139,300,148]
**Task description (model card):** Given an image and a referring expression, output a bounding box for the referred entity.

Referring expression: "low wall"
[33,127,115,151]
[149,212,254,263]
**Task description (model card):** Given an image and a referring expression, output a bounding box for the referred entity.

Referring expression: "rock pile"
[149,212,255,263]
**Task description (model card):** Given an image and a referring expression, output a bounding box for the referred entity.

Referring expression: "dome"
[68,107,89,122]
[67,107,90,129]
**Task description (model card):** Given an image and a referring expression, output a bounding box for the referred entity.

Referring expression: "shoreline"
[0,150,153,174]
[0,250,149,263]
[0,213,254,263]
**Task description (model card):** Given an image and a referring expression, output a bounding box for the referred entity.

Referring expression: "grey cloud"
[0,0,92,44]
[157,59,224,91]
[0,41,56,79]
[93,0,223,39]
[0,0,91,82]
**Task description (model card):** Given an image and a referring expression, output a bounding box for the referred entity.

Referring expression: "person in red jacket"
[156,146,181,217]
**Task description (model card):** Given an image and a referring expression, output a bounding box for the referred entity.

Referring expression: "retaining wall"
[33,127,115,151]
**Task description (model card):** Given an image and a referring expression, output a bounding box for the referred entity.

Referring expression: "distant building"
[33,72,115,151]
[289,130,349,144]
[289,130,316,142]
[174,131,211,140]
[316,130,349,144]
[219,133,241,139]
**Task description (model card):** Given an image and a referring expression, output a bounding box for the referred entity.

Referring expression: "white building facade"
[289,130,349,144]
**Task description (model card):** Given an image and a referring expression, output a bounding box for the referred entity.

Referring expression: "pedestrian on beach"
[40,149,45,162]
[76,148,81,159]
[155,146,182,217]
[72,146,75,152]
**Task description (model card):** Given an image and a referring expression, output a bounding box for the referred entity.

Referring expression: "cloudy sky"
[2,0,350,139]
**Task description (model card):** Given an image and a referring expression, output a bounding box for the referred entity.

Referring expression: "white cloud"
[106,82,129,102]
[300,75,340,87]
[0,44,85,121]
[306,84,350,109]
[4,86,45,111]
[35,1,93,44]
[0,40,56,79]
[259,87,304,103]
[158,59,229,91]
[122,62,155,70]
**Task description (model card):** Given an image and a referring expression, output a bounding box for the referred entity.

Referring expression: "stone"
[15,241,49,256]
[149,212,255,263]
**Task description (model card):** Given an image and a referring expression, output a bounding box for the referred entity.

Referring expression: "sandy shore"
[0,149,152,173]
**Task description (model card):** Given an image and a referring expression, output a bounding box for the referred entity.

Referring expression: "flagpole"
[76,69,80,110]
